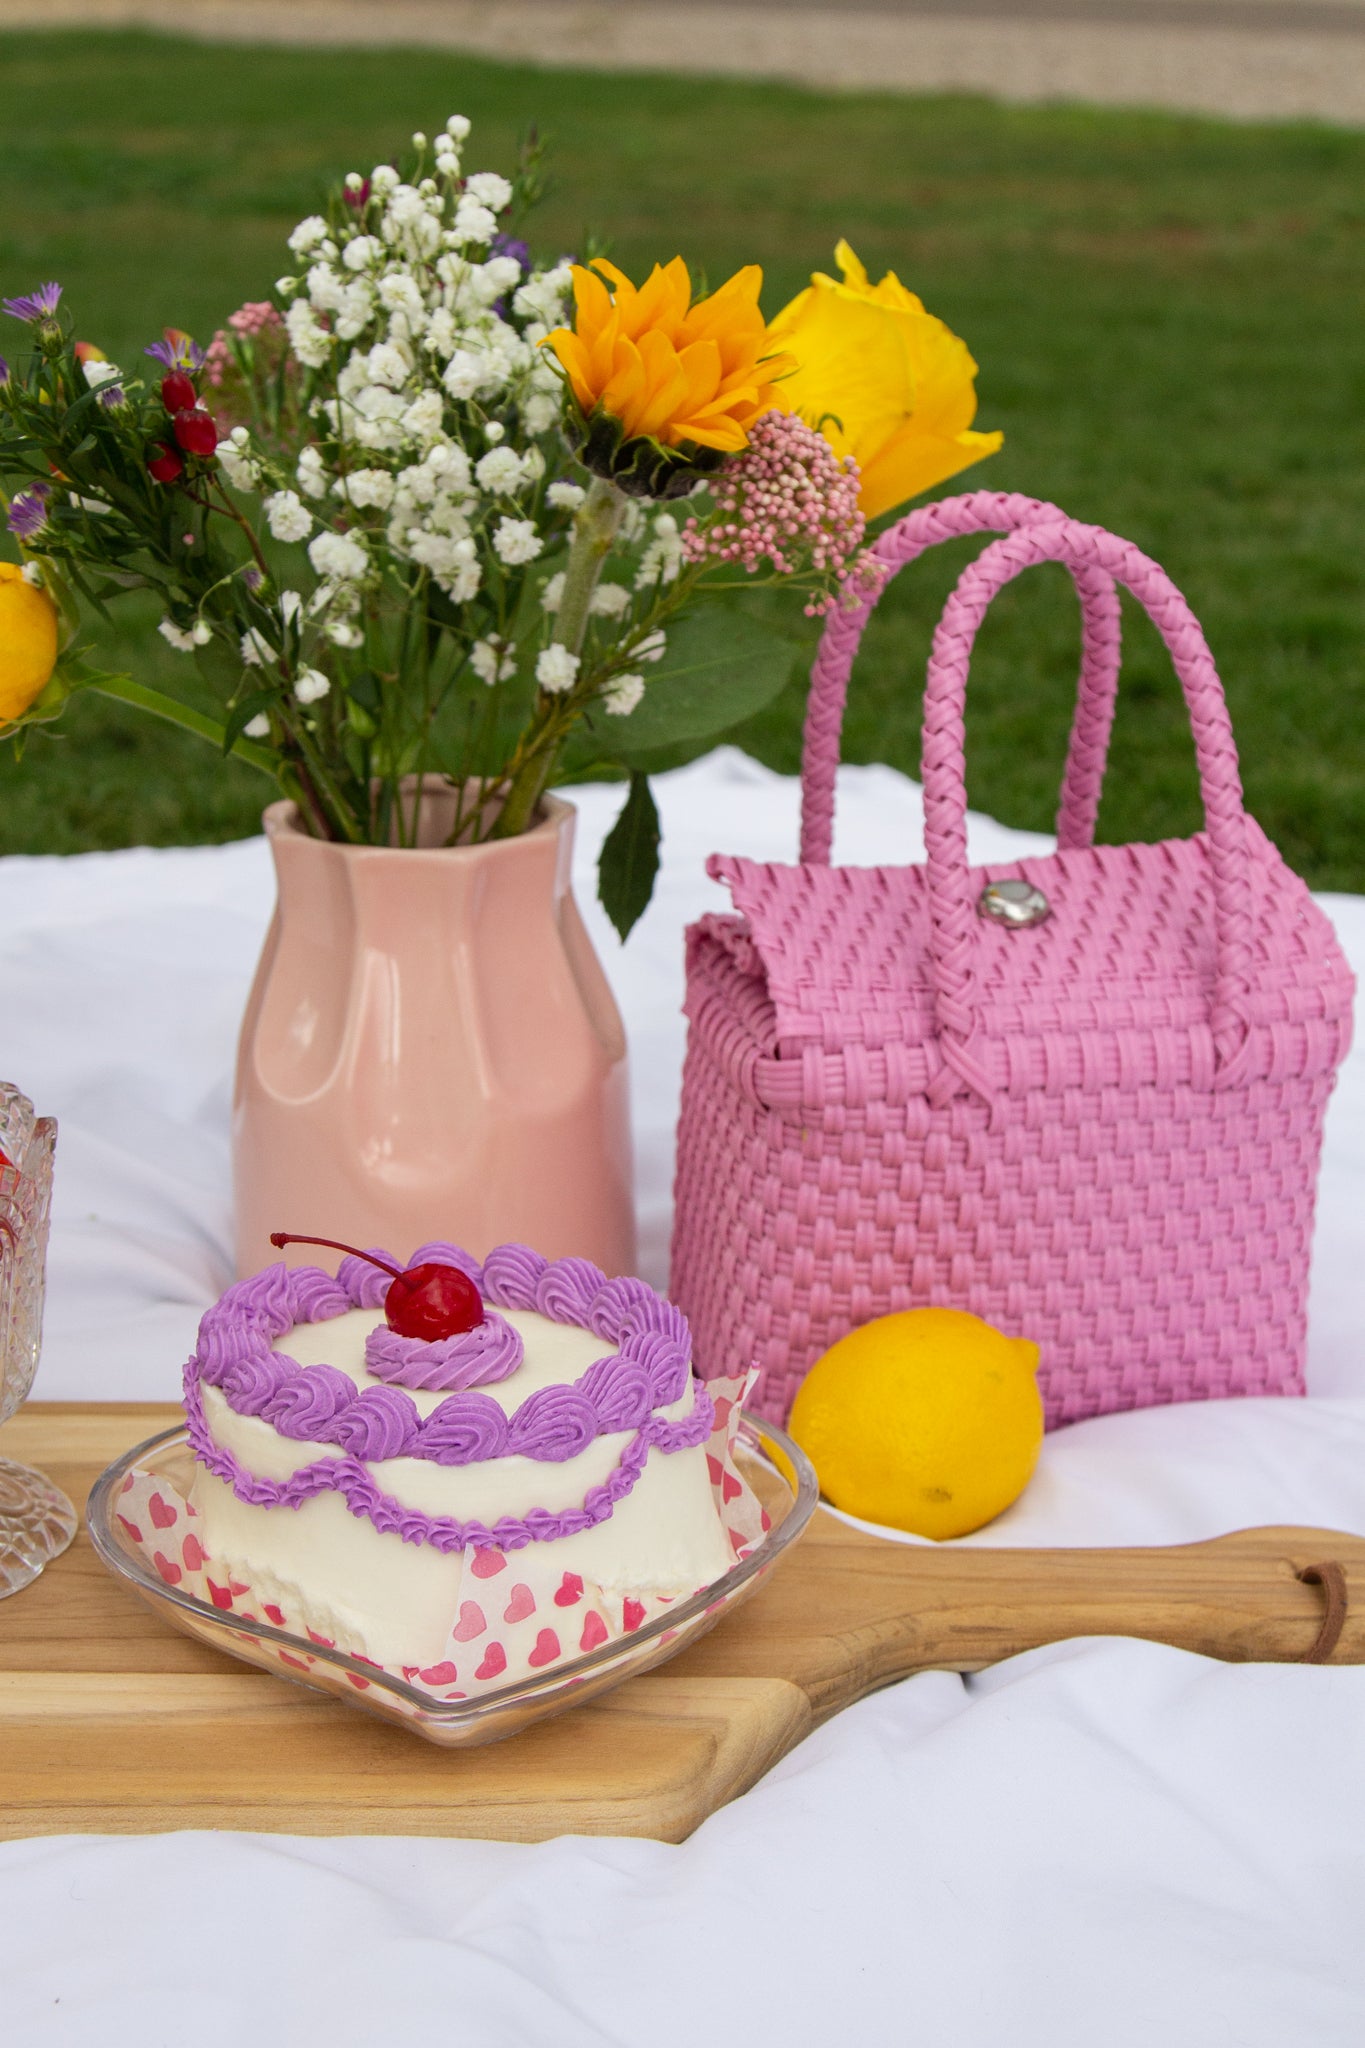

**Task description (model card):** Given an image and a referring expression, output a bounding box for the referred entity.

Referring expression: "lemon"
[0,563,60,722]
[788,1307,1043,1540]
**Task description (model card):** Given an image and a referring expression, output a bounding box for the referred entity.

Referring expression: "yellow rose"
[0,562,60,723]
[766,240,1002,520]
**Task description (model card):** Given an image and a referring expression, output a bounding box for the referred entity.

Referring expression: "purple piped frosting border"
[184,1242,713,1552]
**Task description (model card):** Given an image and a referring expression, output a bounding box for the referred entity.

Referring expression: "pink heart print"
[721,1468,742,1504]
[503,1583,536,1624]
[418,1661,460,1686]
[470,1548,506,1578]
[149,1492,177,1530]
[153,1551,182,1586]
[181,1533,205,1572]
[527,1628,561,1668]
[475,1641,507,1681]
[452,1601,487,1642]
[622,1598,646,1632]
[579,1610,609,1653]
[554,1572,584,1607]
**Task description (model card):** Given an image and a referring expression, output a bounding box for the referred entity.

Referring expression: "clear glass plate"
[86,1414,818,1748]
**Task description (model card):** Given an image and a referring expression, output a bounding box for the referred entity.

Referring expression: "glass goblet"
[0,1081,75,1597]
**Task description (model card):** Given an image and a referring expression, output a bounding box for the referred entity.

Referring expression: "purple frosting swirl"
[218,1353,287,1416]
[535,1257,606,1325]
[578,1352,654,1432]
[326,1385,421,1459]
[261,1364,357,1439]
[408,1240,484,1286]
[506,1384,599,1462]
[364,1312,523,1392]
[587,1275,658,1342]
[480,1243,548,1309]
[420,1391,510,1466]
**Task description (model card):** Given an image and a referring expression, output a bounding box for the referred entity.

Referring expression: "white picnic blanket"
[2,747,1363,2046]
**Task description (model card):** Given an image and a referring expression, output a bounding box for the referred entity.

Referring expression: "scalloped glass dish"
[87,1414,817,1748]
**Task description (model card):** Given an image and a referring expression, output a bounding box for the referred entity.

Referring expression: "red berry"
[268,1233,486,1343]
[161,370,198,413]
[148,444,184,483]
[173,408,218,458]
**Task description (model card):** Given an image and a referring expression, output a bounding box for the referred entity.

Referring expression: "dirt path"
[4,0,1364,123]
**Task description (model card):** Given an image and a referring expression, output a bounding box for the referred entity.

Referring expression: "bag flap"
[705,819,1355,1059]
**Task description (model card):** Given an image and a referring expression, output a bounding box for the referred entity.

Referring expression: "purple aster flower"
[145,329,206,373]
[97,384,127,409]
[2,281,62,324]
[492,233,532,278]
[7,481,51,542]
[0,357,9,387]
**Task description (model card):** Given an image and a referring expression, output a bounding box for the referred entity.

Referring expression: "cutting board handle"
[848,1523,1365,1679]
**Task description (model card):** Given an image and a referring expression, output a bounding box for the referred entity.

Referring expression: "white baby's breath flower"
[264,490,313,544]
[465,171,512,213]
[484,420,505,444]
[474,445,527,495]
[452,197,497,246]
[20,563,43,588]
[242,714,271,739]
[309,530,369,581]
[620,500,647,544]
[294,668,331,705]
[435,151,459,180]
[365,342,411,389]
[590,581,630,619]
[285,299,332,369]
[469,635,518,685]
[446,114,471,140]
[287,215,329,257]
[241,628,274,667]
[334,280,376,342]
[602,673,645,716]
[520,391,560,437]
[371,165,400,195]
[546,481,585,513]
[635,510,684,589]
[493,517,543,566]
[217,438,261,491]
[426,443,472,490]
[280,590,304,628]
[402,390,445,443]
[307,264,346,314]
[634,628,668,664]
[158,618,197,653]
[377,271,424,318]
[423,307,457,357]
[333,468,396,511]
[536,645,580,694]
[82,359,121,389]
[343,235,383,272]
[296,445,329,498]
[539,571,565,613]
[442,349,487,401]
[325,618,364,648]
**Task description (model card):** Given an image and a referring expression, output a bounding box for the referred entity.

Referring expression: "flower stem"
[82,672,277,775]
[491,476,626,840]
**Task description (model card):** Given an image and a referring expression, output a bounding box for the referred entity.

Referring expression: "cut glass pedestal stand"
[0,1081,74,1597]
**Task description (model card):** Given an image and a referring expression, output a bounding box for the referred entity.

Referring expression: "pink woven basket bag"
[671,491,1355,1428]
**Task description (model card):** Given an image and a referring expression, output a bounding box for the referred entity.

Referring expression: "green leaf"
[221,686,278,755]
[587,602,797,768]
[597,771,661,942]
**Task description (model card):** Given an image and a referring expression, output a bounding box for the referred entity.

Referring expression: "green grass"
[2,32,1363,880]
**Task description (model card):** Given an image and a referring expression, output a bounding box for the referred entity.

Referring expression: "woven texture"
[671,494,1355,1428]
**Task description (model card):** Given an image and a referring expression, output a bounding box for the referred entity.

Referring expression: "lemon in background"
[789,1307,1043,1539]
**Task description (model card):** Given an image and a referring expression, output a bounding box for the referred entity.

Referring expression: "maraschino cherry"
[269,1232,485,1342]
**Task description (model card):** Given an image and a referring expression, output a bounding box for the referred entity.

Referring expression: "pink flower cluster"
[204,302,284,386]
[681,409,886,615]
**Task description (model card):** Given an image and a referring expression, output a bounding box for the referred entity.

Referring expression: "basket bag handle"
[800,489,1124,865]
[918,518,1253,1104]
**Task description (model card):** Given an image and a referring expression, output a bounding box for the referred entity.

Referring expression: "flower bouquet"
[0,114,1000,937]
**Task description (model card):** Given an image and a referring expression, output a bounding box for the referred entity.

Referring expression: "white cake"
[182,1242,737,1684]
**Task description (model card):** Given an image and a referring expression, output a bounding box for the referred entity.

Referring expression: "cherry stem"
[269,1231,403,1280]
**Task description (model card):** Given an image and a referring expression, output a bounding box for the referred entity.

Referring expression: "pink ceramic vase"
[232,791,635,1279]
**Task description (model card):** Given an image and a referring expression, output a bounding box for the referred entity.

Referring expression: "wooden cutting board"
[4,1402,1363,1845]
